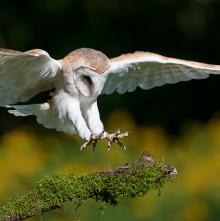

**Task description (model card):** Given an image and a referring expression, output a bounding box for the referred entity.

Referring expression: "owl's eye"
[75,73,94,96]
[81,75,92,85]
[80,75,93,93]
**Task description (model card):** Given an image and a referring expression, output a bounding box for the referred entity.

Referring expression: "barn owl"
[1,48,220,150]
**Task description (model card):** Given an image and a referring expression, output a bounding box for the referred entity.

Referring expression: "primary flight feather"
[1,47,220,149]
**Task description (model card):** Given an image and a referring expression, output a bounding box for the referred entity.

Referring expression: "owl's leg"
[53,90,92,142]
[80,101,128,150]
[102,129,129,150]
[80,101,104,150]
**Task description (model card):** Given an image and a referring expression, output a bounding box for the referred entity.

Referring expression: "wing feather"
[102,51,220,95]
[0,48,62,106]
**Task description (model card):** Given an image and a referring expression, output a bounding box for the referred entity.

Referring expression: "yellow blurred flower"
[0,130,46,200]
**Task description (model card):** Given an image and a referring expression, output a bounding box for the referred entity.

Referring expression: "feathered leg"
[80,101,104,150]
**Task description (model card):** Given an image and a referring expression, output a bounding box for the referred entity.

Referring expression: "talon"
[102,129,129,150]
[80,133,103,151]
[80,141,89,151]
[107,139,113,150]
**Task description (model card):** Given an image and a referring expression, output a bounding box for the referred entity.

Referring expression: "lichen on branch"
[0,152,177,221]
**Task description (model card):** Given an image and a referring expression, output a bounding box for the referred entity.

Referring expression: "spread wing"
[0,48,62,106]
[101,51,220,94]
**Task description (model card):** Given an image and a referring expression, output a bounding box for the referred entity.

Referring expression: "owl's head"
[63,48,110,97]
[63,48,110,73]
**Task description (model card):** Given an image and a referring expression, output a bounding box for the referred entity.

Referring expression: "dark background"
[1,2,220,221]
[1,0,220,135]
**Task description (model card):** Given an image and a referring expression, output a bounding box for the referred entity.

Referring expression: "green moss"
[0,155,176,221]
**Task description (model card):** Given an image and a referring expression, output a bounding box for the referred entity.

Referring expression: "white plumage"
[1,47,220,149]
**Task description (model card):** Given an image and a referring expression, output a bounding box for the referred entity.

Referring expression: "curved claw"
[80,133,103,151]
[103,129,129,150]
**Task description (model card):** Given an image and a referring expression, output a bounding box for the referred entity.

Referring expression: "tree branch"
[0,151,177,221]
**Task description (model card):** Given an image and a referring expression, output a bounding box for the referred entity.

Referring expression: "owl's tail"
[8,102,56,129]
[8,102,77,135]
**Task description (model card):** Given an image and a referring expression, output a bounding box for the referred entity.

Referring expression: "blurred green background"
[0,0,220,220]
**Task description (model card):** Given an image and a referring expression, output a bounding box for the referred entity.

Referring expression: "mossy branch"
[0,152,177,221]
